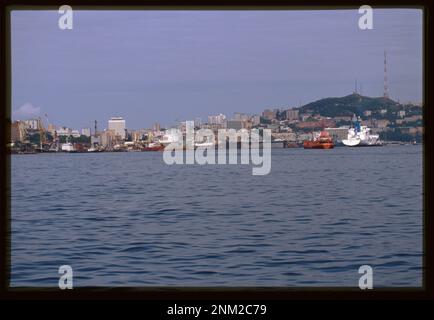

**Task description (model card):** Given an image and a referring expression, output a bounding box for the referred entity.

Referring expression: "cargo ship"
[303,131,334,149]
[342,115,382,147]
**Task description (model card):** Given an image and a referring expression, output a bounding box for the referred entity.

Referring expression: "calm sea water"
[11,145,423,287]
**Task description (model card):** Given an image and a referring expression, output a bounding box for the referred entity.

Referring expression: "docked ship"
[342,116,382,147]
[303,131,334,149]
[194,141,214,148]
[61,142,75,152]
[143,142,164,151]
[194,136,214,148]
[158,132,180,146]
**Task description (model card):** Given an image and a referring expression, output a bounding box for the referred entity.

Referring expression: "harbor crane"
[37,116,46,150]
[36,113,51,151]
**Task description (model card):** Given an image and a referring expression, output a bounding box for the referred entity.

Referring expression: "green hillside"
[298,93,401,117]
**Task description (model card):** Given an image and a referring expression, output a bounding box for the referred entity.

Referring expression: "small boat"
[303,131,334,149]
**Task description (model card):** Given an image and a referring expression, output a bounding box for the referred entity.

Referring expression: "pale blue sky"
[11,9,423,130]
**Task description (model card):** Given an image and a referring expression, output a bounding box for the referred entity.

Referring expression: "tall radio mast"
[384,50,389,99]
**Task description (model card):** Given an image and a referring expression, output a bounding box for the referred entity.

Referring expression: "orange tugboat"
[303,131,334,149]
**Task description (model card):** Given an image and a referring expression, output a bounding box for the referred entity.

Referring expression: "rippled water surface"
[11,145,423,287]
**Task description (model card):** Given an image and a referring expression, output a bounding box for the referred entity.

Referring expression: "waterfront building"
[376,119,390,128]
[334,116,353,122]
[297,132,314,142]
[71,130,81,138]
[272,132,297,142]
[81,128,91,137]
[266,124,280,132]
[131,129,148,142]
[251,115,261,126]
[399,127,424,136]
[403,115,422,123]
[361,119,375,127]
[285,109,299,121]
[300,113,313,122]
[47,123,57,135]
[153,123,161,132]
[108,117,126,139]
[100,129,117,148]
[242,120,253,130]
[57,127,72,136]
[227,120,243,130]
[262,109,277,121]
[234,113,249,122]
[177,121,187,134]
[194,117,202,127]
[208,113,226,125]
[200,123,225,130]
[11,121,26,143]
[91,135,100,146]
[131,131,140,142]
[296,118,335,129]
[23,119,39,130]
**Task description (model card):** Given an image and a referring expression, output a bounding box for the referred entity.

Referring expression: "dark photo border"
[1,0,432,301]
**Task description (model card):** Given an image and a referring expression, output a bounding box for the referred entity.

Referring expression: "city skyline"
[11,9,423,129]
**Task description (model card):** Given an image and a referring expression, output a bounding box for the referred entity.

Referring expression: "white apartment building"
[208,113,226,125]
[81,128,91,137]
[108,117,126,139]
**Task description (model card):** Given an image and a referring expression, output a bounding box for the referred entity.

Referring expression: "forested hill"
[298,93,401,117]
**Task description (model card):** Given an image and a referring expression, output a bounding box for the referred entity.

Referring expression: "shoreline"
[8,142,422,155]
